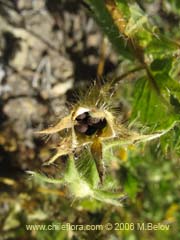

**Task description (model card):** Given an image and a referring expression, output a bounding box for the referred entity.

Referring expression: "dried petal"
[45,137,72,165]
[36,115,72,135]
[91,138,104,183]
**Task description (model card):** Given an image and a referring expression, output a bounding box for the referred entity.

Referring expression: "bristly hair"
[74,78,116,113]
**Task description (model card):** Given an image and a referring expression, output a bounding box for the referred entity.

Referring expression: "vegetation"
[0,0,180,239]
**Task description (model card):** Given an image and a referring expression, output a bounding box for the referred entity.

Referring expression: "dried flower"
[36,80,169,184]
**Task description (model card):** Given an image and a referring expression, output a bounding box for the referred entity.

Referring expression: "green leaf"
[153,72,180,110]
[75,148,99,188]
[115,0,130,19]
[146,36,178,58]
[150,58,173,73]
[85,0,133,59]
[131,77,176,130]
[124,3,150,38]
[64,155,79,182]
[124,173,138,199]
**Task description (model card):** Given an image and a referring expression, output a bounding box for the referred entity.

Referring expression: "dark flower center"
[75,111,107,136]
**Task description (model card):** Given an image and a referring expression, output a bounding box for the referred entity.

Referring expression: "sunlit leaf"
[131,77,177,130]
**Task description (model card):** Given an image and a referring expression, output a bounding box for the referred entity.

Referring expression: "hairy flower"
[36,80,171,196]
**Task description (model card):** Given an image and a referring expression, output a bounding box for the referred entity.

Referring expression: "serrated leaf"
[131,77,176,130]
[146,36,178,58]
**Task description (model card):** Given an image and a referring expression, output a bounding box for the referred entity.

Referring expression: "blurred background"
[0,0,179,239]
